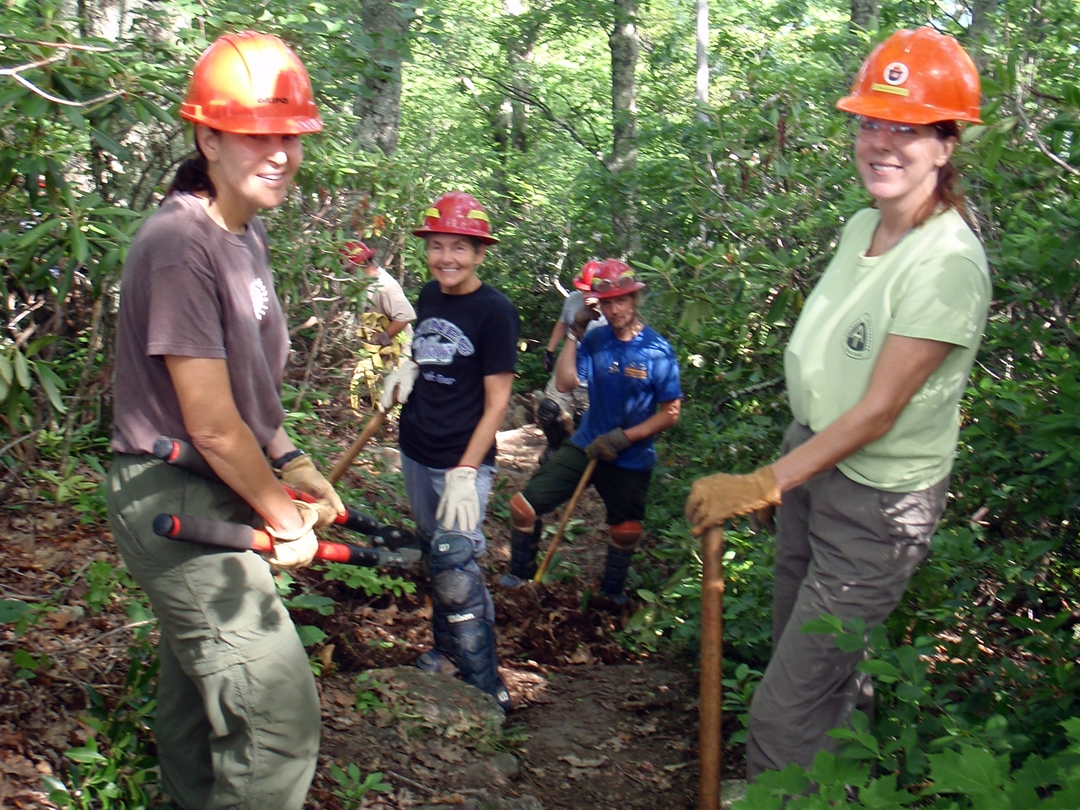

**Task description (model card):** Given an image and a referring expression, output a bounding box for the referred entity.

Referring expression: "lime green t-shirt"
[785,207,990,492]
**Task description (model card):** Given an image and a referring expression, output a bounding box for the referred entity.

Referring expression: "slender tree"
[609,0,640,255]
[355,0,412,155]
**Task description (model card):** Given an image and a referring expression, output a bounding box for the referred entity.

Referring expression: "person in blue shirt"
[501,259,682,605]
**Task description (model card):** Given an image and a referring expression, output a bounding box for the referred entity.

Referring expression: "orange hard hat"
[587,259,645,300]
[180,31,323,135]
[572,260,604,292]
[836,28,982,125]
[342,241,376,265]
[412,191,498,245]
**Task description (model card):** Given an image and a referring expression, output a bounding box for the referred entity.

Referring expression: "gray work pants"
[745,422,948,777]
[106,454,320,810]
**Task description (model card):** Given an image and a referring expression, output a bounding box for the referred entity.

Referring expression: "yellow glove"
[278,454,345,529]
[266,501,319,569]
[684,466,781,537]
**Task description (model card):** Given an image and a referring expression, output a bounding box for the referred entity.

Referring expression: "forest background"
[2,0,1080,806]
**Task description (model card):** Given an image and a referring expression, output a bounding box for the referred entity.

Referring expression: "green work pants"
[106,454,320,810]
[522,443,651,525]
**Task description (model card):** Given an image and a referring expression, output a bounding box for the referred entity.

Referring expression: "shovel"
[699,525,724,809]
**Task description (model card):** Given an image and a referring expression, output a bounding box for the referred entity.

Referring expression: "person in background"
[503,259,682,607]
[380,191,519,711]
[535,261,608,463]
[342,239,416,357]
[685,28,990,779]
[106,32,343,809]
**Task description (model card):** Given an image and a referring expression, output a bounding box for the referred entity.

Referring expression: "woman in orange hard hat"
[685,28,991,777]
[107,32,340,809]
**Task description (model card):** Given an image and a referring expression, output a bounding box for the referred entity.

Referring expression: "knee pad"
[536,398,562,428]
[509,493,537,533]
[609,520,643,550]
[429,531,486,614]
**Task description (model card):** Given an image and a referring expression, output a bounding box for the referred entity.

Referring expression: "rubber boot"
[600,546,635,608]
[536,398,570,464]
[499,522,542,587]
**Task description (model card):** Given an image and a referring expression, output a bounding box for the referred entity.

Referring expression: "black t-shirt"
[400,281,520,468]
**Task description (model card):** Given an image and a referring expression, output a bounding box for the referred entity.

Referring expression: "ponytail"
[164,143,216,202]
[913,121,971,228]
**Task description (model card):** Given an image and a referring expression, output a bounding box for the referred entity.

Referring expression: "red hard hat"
[342,241,375,265]
[589,259,646,300]
[412,191,498,245]
[180,31,323,135]
[572,260,604,292]
[836,28,982,125]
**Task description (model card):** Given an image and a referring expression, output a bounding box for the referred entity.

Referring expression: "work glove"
[543,349,556,373]
[571,300,601,339]
[585,428,632,462]
[266,500,320,569]
[372,331,393,347]
[436,466,480,533]
[278,454,345,529]
[379,359,420,411]
[684,466,782,537]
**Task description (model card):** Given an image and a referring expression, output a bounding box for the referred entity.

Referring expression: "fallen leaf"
[558,754,608,768]
[569,646,596,665]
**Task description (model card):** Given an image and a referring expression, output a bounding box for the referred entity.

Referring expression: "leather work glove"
[585,428,632,462]
[379,359,420,411]
[684,466,782,537]
[266,501,320,569]
[571,302,601,338]
[278,454,345,529]
[436,466,480,533]
[543,349,556,373]
[372,330,393,347]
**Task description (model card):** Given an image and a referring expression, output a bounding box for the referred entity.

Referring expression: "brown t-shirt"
[111,192,289,455]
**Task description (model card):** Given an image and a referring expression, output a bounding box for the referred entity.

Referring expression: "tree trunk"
[696,0,709,119]
[354,0,410,156]
[609,0,640,256]
[849,0,877,34]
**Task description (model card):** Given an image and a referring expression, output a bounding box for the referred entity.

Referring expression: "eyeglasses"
[591,271,639,293]
[854,117,943,144]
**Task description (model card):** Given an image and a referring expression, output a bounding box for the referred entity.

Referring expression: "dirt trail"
[0,424,733,808]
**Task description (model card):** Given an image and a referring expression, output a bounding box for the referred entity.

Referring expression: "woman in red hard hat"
[686,28,991,777]
[503,259,683,606]
[380,191,519,711]
[107,32,339,809]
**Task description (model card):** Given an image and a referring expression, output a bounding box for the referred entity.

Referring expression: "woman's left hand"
[279,455,346,528]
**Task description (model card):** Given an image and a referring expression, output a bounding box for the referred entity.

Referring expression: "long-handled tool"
[153,513,421,568]
[532,457,598,582]
[699,525,724,809]
[152,436,413,549]
[328,407,387,485]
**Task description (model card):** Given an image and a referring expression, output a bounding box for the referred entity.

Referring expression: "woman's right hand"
[379,359,420,410]
[266,501,320,568]
[684,466,781,536]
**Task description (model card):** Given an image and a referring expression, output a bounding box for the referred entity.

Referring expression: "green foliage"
[328,762,393,808]
[320,561,417,598]
[43,649,161,809]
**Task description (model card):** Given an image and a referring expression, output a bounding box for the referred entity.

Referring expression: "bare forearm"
[623,399,681,443]
[385,319,411,338]
[458,373,514,469]
[547,320,569,352]
[555,338,580,392]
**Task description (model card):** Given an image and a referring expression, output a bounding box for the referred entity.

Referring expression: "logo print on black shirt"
[413,318,476,365]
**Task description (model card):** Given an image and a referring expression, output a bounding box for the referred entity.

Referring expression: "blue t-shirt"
[569,325,682,471]
[400,281,520,468]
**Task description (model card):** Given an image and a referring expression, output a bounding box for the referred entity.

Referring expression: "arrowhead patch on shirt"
[844,314,873,359]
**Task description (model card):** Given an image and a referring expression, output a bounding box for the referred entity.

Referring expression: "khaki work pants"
[106,455,320,810]
[746,422,948,778]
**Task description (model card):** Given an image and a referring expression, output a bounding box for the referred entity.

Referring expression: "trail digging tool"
[152,436,413,550]
[153,513,421,568]
[699,525,724,809]
[329,407,387,484]
[533,458,598,582]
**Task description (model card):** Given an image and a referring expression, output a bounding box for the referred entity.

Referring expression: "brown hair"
[913,121,969,228]
[164,139,216,202]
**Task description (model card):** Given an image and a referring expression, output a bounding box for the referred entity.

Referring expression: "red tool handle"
[152,513,385,567]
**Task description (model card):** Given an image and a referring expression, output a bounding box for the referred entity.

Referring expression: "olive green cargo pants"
[106,454,320,810]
